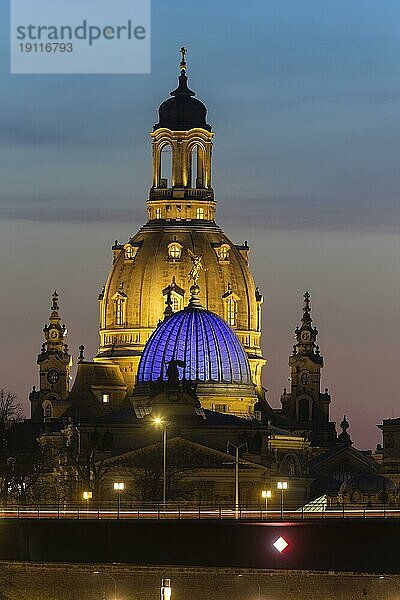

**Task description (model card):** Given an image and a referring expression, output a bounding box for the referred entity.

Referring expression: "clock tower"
[280,292,336,446]
[30,292,72,421]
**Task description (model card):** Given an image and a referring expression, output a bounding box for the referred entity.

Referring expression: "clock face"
[47,369,60,385]
[49,328,59,340]
[301,331,311,342]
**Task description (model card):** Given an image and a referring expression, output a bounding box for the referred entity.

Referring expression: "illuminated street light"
[261,489,272,516]
[277,481,288,518]
[82,490,92,514]
[227,441,248,518]
[154,417,167,504]
[113,482,125,519]
[161,578,172,600]
[93,571,117,600]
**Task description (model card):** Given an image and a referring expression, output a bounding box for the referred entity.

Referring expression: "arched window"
[196,207,205,220]
[227,297,237,327]
[218,245,230,261]
[124,245,134,259]
[190,145,204,188]
[159,144,172,188]
[298,398,310,422]
[44,403,53,419]
[171,291,183,312]
[168,243,182,260]
[114,297,126,326]
[301,371,310,385]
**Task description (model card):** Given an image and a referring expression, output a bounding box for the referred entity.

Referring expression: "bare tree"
[0,389,24,424]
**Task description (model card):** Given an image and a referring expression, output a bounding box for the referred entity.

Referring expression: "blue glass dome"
[137,304,252,386]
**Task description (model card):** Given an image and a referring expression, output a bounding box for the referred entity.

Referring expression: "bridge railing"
[0,501,399,520]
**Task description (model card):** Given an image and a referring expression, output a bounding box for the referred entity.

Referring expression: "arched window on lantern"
[190,144,205,188]
[159,144,172,188]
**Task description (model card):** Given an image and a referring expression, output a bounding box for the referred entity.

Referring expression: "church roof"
[136,289,252,387]
[154,49,211,132]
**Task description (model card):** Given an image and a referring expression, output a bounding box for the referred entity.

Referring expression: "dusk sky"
[0,0,399,448]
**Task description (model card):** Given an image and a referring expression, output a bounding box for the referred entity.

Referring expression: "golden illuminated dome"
[95,50,266,405]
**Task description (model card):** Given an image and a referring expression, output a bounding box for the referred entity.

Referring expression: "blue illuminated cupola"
[136,284,252,386]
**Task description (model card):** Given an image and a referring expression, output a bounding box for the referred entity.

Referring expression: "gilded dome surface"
[137,299,252,385]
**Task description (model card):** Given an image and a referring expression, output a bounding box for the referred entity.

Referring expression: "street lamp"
[227,441,248,519]
[82,490,92,514]
[261,490,272,516]
[113,482,125,519]
[93,571,117,600]
[154,417,167,504]
[161,578,172,600]
[277,481,288,518]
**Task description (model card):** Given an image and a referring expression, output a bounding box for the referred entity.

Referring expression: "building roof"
[154,69,211,132]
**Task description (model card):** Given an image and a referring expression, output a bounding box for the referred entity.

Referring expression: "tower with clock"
[280,292,336,446]
[31,292,72,420]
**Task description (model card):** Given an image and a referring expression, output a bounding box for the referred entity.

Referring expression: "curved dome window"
[168,242,182,260]
[113,292,127,326]
[196,207,205,220]
[218,244,230,261]
[124,244,135,259]
[226,297,237,327]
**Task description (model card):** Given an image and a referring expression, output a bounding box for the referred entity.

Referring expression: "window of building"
[155,208,162,220]
[168,243,182,259]
[196,207,204,220]
[301,372,310,385]
[159,144,172,187]
[298,398,310,422]
[124,245,134,259]
[114,297,125,325]
[214,404,227,413]
[102,393,110,404]
[44,403,53,419]
[227,297,237,327]
[218,245,230,261]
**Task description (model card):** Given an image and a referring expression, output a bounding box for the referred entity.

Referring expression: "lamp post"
[277,481,288,518]
[161,578,172,600]
[154,417,167,504]
[93,571,117,600]
[113,482,125,519]
[227,441,248,518]
[82,490,92,515]
[261,490,272,517]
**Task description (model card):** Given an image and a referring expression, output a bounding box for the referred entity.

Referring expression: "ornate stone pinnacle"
[78,345,85,362]
[303,291,311,313]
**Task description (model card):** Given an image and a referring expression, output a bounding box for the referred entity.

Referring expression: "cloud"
[219,194,400,233]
